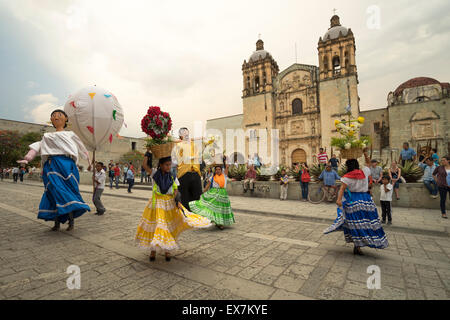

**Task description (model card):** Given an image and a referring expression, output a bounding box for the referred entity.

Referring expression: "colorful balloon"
[64,86,124,151]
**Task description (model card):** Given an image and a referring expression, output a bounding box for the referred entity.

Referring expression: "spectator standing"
[418,157,438,198]
[399,142,416,166]
[0,167,3,181]
[430,149,439,167]
[317,148,328,165]
[113,163,121,189]
[19,166,26,182]
[126,165,135,193]
[300,163,311,201]
[140,165,147,183]
[123,163,128,184]
[279,169,289,200]
[108,161,115,189]
[379,175,393,224]
[329,154,339,171]
[93,162,106,215]
[243,165,256,193]
[389,160,402,200]
[432,155,449,219]
[12,167,19,183]
[319,164,341,197]
[368,159,383,195]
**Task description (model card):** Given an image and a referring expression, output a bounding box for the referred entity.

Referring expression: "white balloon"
[64,86,124,151]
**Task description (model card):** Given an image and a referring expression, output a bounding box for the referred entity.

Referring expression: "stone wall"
[387,98,449,156]
[225,180,447,210]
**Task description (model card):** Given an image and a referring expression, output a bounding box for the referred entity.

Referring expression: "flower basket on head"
[331,117,370,160]
[340,147,363,160]
[141,106,173,159]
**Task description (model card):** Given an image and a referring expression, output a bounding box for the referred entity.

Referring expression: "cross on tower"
[258,33,261,39]
[333,8,337,15]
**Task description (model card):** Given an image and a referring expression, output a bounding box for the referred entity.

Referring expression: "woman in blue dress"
[324,152,388,255]
[18,109,91,231]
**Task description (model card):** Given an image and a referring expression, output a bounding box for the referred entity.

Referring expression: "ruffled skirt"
[135,193,212,252]
[324,192,388,249]
[189,188,235,226]
[38,156,90,223]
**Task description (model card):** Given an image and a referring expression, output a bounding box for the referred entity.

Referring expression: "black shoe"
[243,189,247,193]
[66,224,74,231]
[387,221,392,225]
[381,220,386,224]
[353,246,363,255]
[165,255,171,262]
[149,256,155,262]
[51,224,60,231]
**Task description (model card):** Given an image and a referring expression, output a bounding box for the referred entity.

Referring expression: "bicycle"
[308,181,338,204]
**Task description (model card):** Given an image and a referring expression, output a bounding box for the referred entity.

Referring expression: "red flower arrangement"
[140,106,172,142]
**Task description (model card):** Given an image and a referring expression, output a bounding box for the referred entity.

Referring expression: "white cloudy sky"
[0,0,449,138]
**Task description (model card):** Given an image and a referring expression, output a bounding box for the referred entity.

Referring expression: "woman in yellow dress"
[135,156,212,262]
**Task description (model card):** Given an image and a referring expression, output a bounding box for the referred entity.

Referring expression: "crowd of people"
[3,108,448,260]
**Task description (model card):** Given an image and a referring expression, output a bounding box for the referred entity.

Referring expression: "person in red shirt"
[113,163,121,189]
[317,148,328,164]
[243,165,257,193]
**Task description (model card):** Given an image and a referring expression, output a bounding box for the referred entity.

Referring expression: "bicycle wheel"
[308,185,326,204]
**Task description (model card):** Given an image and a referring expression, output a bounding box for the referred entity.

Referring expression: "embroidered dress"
[30,131,91,223]
[324,167,388,249]
[189,174,235,226]
[135,174,212,253]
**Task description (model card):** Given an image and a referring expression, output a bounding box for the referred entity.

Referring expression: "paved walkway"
[5,179,449,237]
[1,180,449,300]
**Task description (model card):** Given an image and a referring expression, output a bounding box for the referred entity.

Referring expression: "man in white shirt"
[12,167,19,183]
[380,175,393,224]
[93,162,106,215]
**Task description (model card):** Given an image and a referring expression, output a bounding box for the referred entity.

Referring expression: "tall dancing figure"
[135,156,212,262]
[324,150,388,255]
[17,109,91,231]
[189,164,235,230]
[171,128,203,211]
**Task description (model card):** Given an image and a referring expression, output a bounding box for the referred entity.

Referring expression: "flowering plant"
[141,106,172,145]
[331,117,370,149]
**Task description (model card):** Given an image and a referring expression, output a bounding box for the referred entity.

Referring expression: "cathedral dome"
[322,15,349,40]
[393,77,441,96]
[248,39,272,62]
[249,49,270,62]
[323,26,349,40]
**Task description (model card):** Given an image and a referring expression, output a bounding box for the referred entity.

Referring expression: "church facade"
[208,15,361,166]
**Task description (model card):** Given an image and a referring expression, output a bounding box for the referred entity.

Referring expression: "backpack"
[301,170,311,182]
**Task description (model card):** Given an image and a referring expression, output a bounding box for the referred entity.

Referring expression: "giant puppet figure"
[171,128,203,210]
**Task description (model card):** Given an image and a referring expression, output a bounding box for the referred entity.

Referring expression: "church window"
[247,76,250,89]
[255,76,260,92]
[332,56,341,75]
[292,98,303,115]
[132,142,136,150]
[280,101,284,111]
[263,71,267,85]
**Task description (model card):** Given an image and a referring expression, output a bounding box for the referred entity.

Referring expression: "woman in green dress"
[189,164,234,230]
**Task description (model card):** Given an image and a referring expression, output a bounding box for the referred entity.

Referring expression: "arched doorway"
[230,152,245,165]
[291,148,307,165]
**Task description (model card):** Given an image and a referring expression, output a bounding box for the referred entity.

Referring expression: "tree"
[119,150,145,170]
[0,130,22,167]
[19,132,43,167]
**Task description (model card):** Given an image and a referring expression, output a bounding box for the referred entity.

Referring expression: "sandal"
[442,215,448,219]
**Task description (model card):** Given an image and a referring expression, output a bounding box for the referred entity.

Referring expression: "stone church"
[206,14,450,166]
[208,14,361,165]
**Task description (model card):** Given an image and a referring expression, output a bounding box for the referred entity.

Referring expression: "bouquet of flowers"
[141,106,174,158]
[331,117,371,159]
